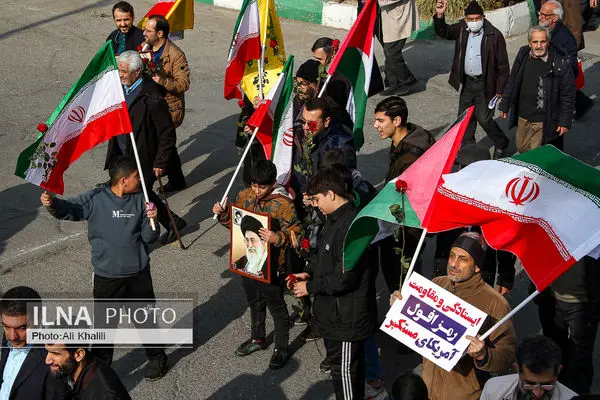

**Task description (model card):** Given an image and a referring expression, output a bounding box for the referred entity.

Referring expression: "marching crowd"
[1,0,599,399]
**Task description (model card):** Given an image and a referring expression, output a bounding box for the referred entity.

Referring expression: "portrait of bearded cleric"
[230,207,270,282]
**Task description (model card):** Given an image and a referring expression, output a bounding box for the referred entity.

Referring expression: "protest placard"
[380,272,488,371]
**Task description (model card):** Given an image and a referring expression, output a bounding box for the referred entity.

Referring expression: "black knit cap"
[452,232,486,269]
[464,0,484,15]
[296,59,321,83]
[240,215,263,236]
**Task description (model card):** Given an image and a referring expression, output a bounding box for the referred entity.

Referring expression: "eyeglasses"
[522,382,555,392]
[537,11,554,18]
[143,28,156,33]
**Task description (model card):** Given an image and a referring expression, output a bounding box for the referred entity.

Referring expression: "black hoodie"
[305,202,376,342]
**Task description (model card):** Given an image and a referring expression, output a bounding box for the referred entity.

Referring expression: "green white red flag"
[325,0,378,150]
[224,0,261,100]
[426,145,600,291]
[343,108,474,271]
[246,56,295,185]
[14,42,132,195]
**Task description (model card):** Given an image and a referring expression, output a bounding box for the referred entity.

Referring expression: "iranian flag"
[246,56,295,185]
[426,145,600,291]
[343,108,474,271]
[14,42,132,195]
[325,0,378,150]
[224,0,261,100]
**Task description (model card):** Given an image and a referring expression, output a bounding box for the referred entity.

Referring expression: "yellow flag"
[138,0,195,32]
[240,0,286,100]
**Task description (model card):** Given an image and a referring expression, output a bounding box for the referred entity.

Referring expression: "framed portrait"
[229,206,271,283]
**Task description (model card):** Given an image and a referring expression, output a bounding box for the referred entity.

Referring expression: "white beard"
[245,245,266,275]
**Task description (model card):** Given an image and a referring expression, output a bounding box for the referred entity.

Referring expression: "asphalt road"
[0,0,599,398]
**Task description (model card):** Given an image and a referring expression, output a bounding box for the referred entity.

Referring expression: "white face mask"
[467,20,484,32]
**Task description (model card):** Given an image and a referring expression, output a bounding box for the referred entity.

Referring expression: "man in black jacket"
[498,26,575,153]
[45,344,130,400]
[288,169,376,400]
[0,286,66,400]
[105,50,187,245]
[433,0,510,159]
[106,2,144,55]
[538,0,594,124]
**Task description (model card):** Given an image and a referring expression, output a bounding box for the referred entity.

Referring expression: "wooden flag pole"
[400,228,428,293]
[212,126,260,220]
[129,132,156,231]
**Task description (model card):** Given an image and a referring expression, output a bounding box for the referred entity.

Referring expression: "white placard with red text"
[380,272,488,372]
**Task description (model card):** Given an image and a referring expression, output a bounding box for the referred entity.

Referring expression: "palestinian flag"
[138,0,195,32]
[343,108,474,271]
[325,0,378,150]
[246,56,294,185]
[14,42,132,195]
[426,145,600,291]
[224,0,261,100]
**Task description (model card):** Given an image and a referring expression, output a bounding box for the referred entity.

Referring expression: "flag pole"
[317,74,332,98]
[213,126,260,220]
[479,290,540,341]
[400,228,428,292]
[258,0,270,99]
[129,132,156,231]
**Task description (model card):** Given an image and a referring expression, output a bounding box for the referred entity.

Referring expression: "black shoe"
[159,181,187,193]
[575,97,594,120]
[268,348,288,369]
[319,358,331,373]
[161,216,187,244]
[235,338,267,357]
[493,148,508,159]
[144,353,168,381]
[299,327,320,342]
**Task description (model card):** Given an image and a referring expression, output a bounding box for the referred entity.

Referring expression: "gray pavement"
[0,0,599,398]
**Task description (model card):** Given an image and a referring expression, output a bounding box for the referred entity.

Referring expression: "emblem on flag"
[506,176,540,206]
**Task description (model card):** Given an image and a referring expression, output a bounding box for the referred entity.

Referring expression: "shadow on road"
[0,0,114,41]
[0,183,43,263]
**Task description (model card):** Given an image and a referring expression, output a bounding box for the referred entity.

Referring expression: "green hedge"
[416,0,510,20]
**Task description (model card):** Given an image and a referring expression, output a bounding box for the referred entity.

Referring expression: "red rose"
[287,274,297,284]
[136,44,143,51]
[142,58,149,64]
[36,123,48,133]
[269,39,277,48]
[395,179,408,192]
[331,39,340,51]
[307,121,319,133]
[149,61,155,69]
[237,100,245,108]
[301,237,310,250]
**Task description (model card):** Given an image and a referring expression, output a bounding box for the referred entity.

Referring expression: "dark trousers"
[241,276,289,350]
[91,268,165,365]
[458,77,509,150]
[166,149,186,187]
[538,294,598,394]
[383,39,416,89]
[324,339,365,400]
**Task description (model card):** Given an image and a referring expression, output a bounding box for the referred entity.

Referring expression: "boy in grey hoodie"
[40,156,167,381]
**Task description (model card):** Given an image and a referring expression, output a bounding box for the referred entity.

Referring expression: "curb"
[197,0,532,38]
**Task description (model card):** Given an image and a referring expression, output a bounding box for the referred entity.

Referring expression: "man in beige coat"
[378,0,420,96]
[143,14,189,192]
[391,232,516,400]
